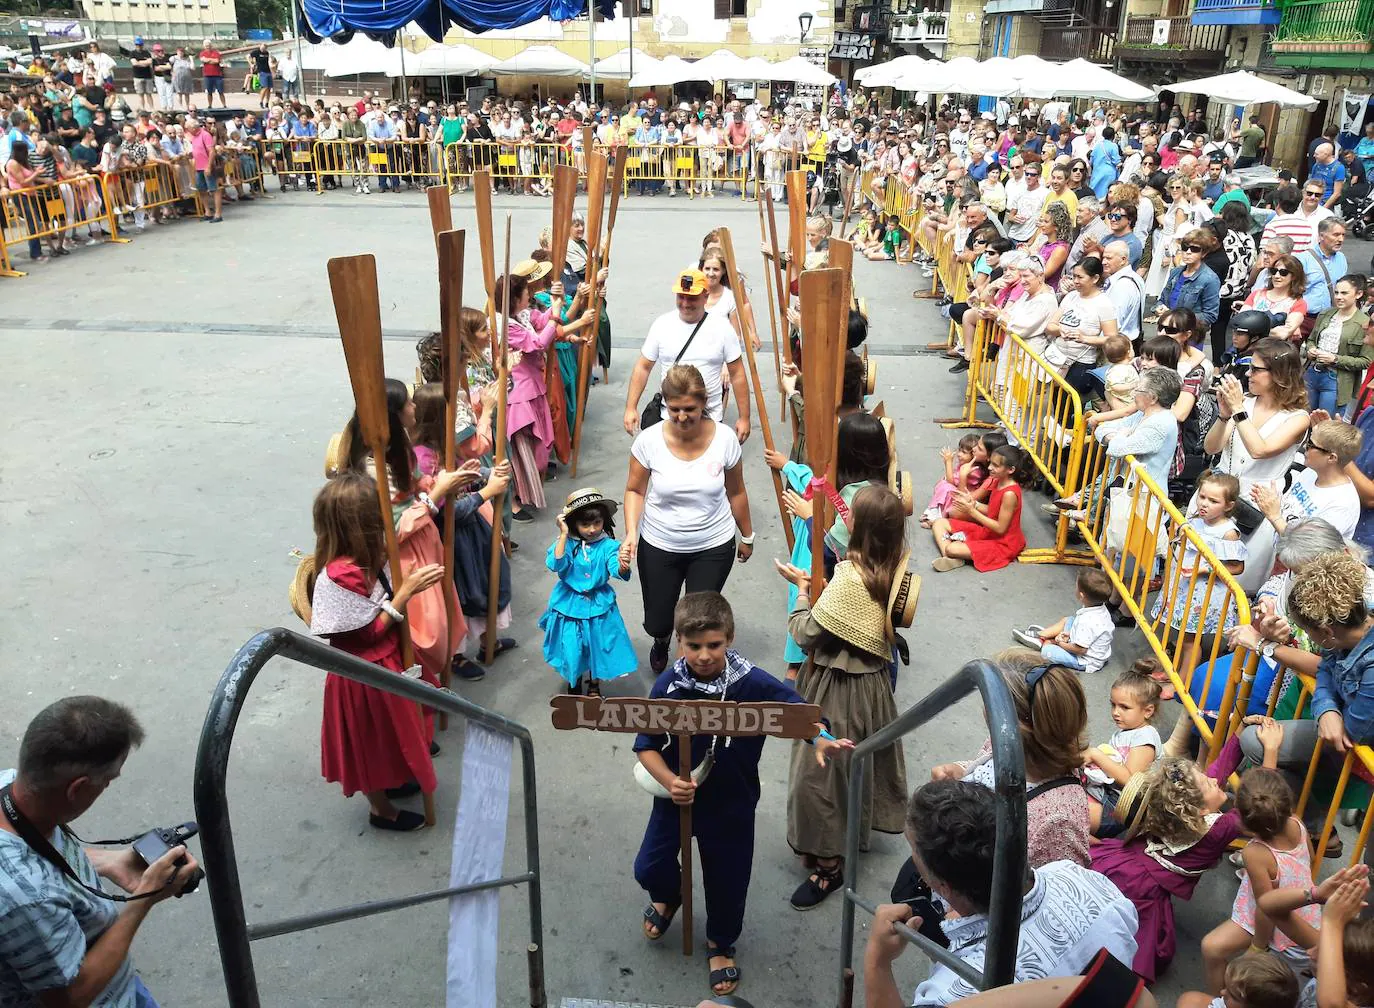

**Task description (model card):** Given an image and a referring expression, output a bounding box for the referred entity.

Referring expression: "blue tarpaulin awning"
[298,0,618,44]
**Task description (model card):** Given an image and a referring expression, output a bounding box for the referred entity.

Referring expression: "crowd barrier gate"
[195,627,546,1007]
[1,174,130,277]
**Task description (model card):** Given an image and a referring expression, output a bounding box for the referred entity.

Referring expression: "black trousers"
[636,537,736,640]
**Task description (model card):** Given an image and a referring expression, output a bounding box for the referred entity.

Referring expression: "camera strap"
[0,784,158,902]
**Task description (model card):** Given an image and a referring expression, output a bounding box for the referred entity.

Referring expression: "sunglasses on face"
[1106,212,1125,220]
[1272,268,1290,277]
[1304,191,1323,198]
[1159,325,1182,334]
[1181,244,1203,253]
[1300,435,1334,454]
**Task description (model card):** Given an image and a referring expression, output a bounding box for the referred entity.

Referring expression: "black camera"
[132,822,204,897]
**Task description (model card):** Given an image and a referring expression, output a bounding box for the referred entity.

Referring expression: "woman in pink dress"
[496,272,595,520]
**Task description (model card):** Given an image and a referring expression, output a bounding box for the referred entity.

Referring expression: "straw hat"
[324,432,346,478]
[812,561,891,661]
[887,551,919,631]
[513,258,552,283]
[560,487,617,523]
[864,358,877,396]
[1113,772,1152,841]
[289,554,315,624]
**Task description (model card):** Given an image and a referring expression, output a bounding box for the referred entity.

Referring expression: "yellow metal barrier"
[1264,669,1374,867]
[310,139,440,191]
[1,174,129,277]
[619,143,750,198]
[109,158,201,223]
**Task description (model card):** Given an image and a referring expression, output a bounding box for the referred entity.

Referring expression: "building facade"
[74,0,239,41]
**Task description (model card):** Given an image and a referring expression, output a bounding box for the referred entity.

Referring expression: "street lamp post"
[798,11,814,44]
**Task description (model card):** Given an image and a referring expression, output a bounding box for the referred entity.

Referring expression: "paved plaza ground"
[3,188,1353,1006]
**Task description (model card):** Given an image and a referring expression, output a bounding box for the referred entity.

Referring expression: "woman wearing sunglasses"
[1157,228,1221,333]
[1242,254,1307,343]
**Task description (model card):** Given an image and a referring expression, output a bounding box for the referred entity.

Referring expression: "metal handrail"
[837,659,1028,1003]
[193,627,543,1007]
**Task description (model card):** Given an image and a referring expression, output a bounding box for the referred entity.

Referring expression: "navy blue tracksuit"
[632,661,809,950]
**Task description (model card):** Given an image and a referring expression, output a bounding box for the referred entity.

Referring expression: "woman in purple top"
[495,273,595,519]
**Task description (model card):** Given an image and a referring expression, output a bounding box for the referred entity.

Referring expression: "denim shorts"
[195,169,218,192]
[204,75,224,95]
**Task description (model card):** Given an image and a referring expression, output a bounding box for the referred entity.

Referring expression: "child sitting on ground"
[1258,865,1374,1008]
[928,443,1029,573]
[1011,567,1116,674]
[921,433,989,528]
[1176,951,1300,1008]
[633,592,852,998]
[1079,667,1162,835]
[1201,747,1321,995]
[1091,721,1283,983]
[865,214,906,261]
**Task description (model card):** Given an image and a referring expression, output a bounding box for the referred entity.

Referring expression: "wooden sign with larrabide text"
[549,696,821,739]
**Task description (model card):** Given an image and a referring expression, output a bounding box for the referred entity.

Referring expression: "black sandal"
[707,945,740,996]
[790,860,844,911]
[641,901,679,941]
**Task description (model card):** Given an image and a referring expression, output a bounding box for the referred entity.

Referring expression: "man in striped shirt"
[1260,185,1316,255]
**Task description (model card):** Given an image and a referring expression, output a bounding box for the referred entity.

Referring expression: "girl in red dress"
[928,444,1029,573]
[309,472,444,832]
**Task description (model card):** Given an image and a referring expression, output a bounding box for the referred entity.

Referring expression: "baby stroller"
[1341,186,1374,238]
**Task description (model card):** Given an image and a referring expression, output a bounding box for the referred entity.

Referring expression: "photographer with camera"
[0,696,199,1008]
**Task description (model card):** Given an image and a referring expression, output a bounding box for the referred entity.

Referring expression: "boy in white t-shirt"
[1253,418,1363,539]
[1011,568,1116,674]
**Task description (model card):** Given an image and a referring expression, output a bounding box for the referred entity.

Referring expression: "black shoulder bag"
[640,315,708,430]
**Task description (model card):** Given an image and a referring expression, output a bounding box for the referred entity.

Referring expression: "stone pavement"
[0,188,1241,1006]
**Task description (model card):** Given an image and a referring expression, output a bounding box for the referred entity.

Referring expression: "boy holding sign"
[631,591,852,997]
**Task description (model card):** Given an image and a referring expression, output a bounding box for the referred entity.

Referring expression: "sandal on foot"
[932,556,966,572]
[642,901,679,941]
[791,861,844,910]
[707,946,741,996]
[486,637,518,658]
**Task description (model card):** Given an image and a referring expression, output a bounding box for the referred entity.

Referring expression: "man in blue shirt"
[0,697,197,1008]
[1201,158,1225,202]
[1296,217,1348,321]
[1308,141,1346,208]
[366,109,398,191]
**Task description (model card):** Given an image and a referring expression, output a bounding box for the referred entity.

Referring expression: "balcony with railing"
[889,8,950,44]
[1190,0,1280,25]
[1039,23,1116,61]
[1271,0,1374,67]
[1118,15,1228,61]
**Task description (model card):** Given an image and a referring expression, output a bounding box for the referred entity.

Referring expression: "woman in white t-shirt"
[623,365,754,673]
[1045,256,1119,402]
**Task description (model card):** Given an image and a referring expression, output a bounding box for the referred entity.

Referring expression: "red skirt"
[321,666,437,797]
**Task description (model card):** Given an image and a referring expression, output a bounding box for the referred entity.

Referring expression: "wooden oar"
[472,168,498,358]
[544,162,579,467]
[603,152,627,259]
[828,236,855,408]
[763,190,794,376]
[329,254,437,828]
[570,149,608,478]
[800,268,845,600]
[719,227,793,553]
[436,228,466,730]
[483,216,513,666]
[425,185,452,250]
[755,195,785,402]
[549,162,577,281]
[785,169,807,290]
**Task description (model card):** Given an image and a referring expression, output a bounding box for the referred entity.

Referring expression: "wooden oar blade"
[438,229,466,400]
[605,153,628,244]
[550,163,577,279]
[785,170,807,268]
[426,185,452,246]
[585,151,609,254]
[328,255,390,450]
[473,169,496,300]
[800,267,845,470]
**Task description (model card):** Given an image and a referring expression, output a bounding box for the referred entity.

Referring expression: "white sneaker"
[362,183,371,194]
[85,236,98,246]
[134,223,146,232]
[1011,626,1046,649]
[297,178,307,190]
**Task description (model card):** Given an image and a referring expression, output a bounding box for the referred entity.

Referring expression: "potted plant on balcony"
[920,9,948,32]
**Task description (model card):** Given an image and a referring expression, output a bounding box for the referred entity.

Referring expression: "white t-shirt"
[630,421,741,553]
[1054,291,1117,365]
[1007,186,1048,242]
[1281,468,1360,538]
[705,286,737,320]
[640,308,742,421]
[1068,603,1115,674]
[1083,724,1162,791]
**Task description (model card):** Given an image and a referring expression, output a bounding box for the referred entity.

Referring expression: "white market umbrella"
[738,56,776,81]
[316,37,404,77]
[593,47,659,81]
[1051,58,1153,101]
[856,55,928,88]
[680,48,754,83]
[490,45,590,78]
[1164,70,1318,110]
[406,43,494,77]
[628,53,693,88]
[768,55,837,86]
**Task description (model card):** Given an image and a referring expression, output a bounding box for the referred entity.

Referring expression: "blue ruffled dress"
[539,535,638,687]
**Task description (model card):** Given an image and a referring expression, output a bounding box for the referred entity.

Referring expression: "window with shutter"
[730,0,746,14]
[713,0,732,19]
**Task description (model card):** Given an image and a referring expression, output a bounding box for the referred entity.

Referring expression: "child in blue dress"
[540,488,638,694]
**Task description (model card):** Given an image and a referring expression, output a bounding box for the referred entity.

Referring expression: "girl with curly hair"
[1091,720,1282,981]
[1026,201,1073,289]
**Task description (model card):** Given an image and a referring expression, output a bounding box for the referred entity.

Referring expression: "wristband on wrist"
[380,601,404,621]
[818,728,836,742]
[738,532,755,546]
[418,491,439,515]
